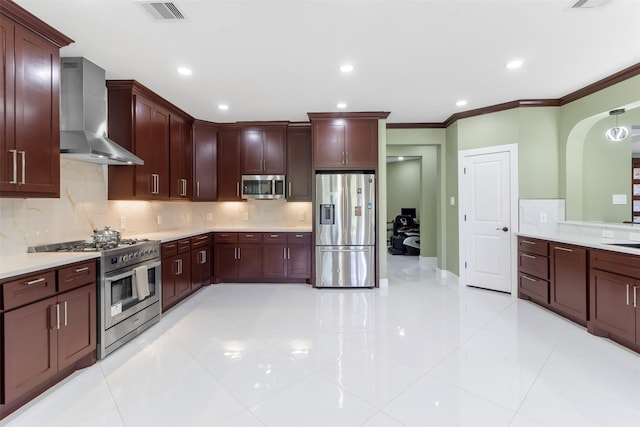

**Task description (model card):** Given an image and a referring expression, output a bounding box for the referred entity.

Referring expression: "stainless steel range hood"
[60,57,143,165]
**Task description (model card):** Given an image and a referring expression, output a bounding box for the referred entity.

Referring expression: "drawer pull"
[555,247,573,252]
[521,275,537,283]
[24,277,46,286]
[634,286,638,308]
[627,284,631,306]
[295,234,303,238]
[56,303,61,330]
[74,267,90,273]
[521,240,537,245]
[270,234,279,238]
[521,254,536,259]
[245,234,254,237]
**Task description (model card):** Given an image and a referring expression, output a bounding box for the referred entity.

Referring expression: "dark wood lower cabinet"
[550,243,587,325]
[161,239,192,312]
[1,262,96,418]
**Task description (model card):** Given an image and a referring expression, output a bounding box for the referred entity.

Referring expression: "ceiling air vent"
[137,2,186,21]
[571,0,612,8]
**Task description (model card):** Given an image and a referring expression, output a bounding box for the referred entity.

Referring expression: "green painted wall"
[387,159,421,220]
[445,122,458,274]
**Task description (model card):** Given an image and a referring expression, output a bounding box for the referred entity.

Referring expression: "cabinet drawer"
[177,239,191,254]
[518,252,549,279]
[191,233,211,249]
[519,273,549,304]
[214,233,238,244]
[288,233,311,245]
[162,242,178,258]
[518,237,549,256]
[57,260,96,292]
[591,249,640,279]
[239,233,262,243]
[264,233,287,244]
[3,271,56,310]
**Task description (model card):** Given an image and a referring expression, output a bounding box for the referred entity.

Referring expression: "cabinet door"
[57,284,96,371]
[550,243,587,322]
[191,246,211,290]
[3,296,57,402]
[0,16,16,192]
[240,127,264,174]
[214,244,238,280]
[313,120,345,168]
[590,269,636,343]
[263,244,287,279]
[12,24,60,196]
[345,119,377,169]
[193,123,217,201]
[286,126,311,201]
[288,244,311,280]
[134,97,169,199]
[263,127,286,174]
[161,256,179,310]
[169,115,192,199]
[238,244,262,279]
[176,253,192,299]
[217,128,241,201]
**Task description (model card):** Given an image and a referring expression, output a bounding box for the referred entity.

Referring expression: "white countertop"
[0,226,312,280]
[0,252,100,281]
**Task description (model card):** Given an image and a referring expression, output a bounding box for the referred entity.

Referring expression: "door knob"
[496,227,509,232]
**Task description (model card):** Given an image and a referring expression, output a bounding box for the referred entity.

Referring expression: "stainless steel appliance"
[241,175,286,200]
[29,239,161,358]
[315,172,376,288]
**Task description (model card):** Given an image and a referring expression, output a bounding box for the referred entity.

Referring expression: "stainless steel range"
[30,238,162,359]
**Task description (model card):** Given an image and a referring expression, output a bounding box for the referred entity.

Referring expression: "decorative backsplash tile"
[0,159,312,255]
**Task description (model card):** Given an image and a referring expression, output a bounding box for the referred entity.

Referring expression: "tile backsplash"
[519,199,566,234]
[0,159,311,255]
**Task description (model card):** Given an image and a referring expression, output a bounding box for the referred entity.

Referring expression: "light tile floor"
[3,256,640,426]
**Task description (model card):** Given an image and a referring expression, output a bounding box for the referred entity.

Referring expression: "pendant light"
[605,108,629,142]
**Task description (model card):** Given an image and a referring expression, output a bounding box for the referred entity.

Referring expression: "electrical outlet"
[156,215,162,225]
[602,230,615,238]
[538,212,547,224]
[243,211,249,221]
[120,217,126,229]
[298,210,305,221]
[206,213,213,221]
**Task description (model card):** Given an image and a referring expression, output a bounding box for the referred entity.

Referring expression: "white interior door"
[463,150,512,293]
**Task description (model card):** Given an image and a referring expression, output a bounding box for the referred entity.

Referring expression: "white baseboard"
[378,278,389,288]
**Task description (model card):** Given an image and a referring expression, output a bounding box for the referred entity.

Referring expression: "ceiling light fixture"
[218,104,229,111]
[340,64,354,73]
[398,156,404,161]
[456,100,468,107]
[336,102,347,109]
[605,108,629,142]
[506,60,524,70]
[177,67,192,76]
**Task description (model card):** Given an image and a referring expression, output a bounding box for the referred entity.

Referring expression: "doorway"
[459,144,518,294]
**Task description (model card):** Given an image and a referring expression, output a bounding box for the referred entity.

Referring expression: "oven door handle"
[105,261,162,283]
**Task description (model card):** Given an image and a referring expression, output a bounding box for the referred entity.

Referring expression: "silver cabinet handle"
[9,149,17,184]
[635,286,638,308]
[555,247,573,252]
[287,248,290,259]
[24,277,46,286]
[20,151,25,184]
[196,181,200,197]
[245,234,254,237]
[521,254,536,259]
[236,182,240,197]
[283,248,287,259]
[342,152,345,164]
[64,301,68,327]
[627,284,630,305]
[521,240,537,245]
[345,151,349,164]
[521,275,537,282]
[56,303,61,330]
[199,250,207,264]
[288,182,292,197]
[270,234,279,238]
[74,267,89,273]
[238,247,241,259]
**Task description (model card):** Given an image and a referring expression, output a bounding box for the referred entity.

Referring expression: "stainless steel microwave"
[241,175,286,200]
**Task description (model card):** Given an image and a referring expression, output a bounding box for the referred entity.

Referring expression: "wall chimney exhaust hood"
[60,57,143,165]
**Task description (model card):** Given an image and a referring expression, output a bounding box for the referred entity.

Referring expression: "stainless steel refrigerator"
[315,173,376,288]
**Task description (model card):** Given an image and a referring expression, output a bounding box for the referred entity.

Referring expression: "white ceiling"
[14,0,640,124]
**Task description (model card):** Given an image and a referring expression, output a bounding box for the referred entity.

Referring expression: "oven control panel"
[102,243,160,272]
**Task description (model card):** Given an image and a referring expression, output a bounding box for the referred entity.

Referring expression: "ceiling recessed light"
[336,102,347,109]
[340,64,354,73]
[506,60,523,70]
[177,67,192,76]
[218,104,229,111]
[456,100,468,107]
[398,156,404,161]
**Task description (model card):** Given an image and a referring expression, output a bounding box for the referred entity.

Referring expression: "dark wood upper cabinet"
[106,80,192,200]
[286,125,312,201]
[192,121,217,201]
[217,126,242,201]
[169,114,193,200]
[309,112,388,170]
[240,123,286,175]
[0,4,72,198]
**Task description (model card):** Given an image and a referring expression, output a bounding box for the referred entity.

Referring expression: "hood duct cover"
[60,57,143,165]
